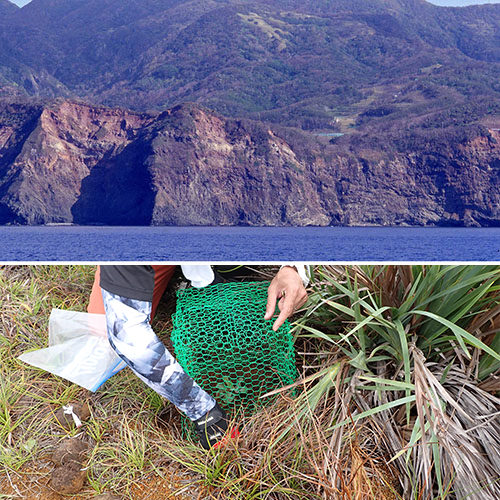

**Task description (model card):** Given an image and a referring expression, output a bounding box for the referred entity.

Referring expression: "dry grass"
[161,391,402,500]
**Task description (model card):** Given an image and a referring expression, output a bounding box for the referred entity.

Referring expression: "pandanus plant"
[290,265,500,500]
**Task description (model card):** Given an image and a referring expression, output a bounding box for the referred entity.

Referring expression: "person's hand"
[264,266,308,331]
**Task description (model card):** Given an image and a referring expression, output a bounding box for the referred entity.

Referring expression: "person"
[87,264,308,449]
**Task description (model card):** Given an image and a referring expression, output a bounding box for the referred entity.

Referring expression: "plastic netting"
[171,281,298,419]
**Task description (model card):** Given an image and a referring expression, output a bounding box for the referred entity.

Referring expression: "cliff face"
[1,99,499,227]
[0,100,153,224]
[321,131,500,227]
[144,105,330,226]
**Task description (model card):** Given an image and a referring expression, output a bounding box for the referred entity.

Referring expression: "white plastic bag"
[19,308,126,391]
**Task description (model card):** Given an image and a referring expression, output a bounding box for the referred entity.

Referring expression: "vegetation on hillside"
[0,0,499,132]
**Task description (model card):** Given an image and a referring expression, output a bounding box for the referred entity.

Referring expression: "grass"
[1,265,500,499]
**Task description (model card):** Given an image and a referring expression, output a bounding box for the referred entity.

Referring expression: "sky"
[7,0,500,6]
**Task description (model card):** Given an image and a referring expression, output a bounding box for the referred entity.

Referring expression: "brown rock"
[1,100,500,228]
[54,403,91,430]
[51,438,89,466]
[51,463,87,494]
[92,494,122,500]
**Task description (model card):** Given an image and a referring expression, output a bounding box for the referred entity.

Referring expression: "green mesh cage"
[171,281,298,419]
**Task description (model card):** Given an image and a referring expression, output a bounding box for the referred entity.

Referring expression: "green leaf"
[349,350,368,371]
[431,428,444,495]
[357,375,415,391]
[412,310,500,361]
[330,395,416,430]
[295,324,338,343]
[478,331,500,379]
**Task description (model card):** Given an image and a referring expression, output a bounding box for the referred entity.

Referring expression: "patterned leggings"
[101,288,215,421]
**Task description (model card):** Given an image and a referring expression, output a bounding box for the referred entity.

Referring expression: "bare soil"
[0,467,197,500]
[0,401,199,500]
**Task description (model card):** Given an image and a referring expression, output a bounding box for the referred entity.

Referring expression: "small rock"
[51,463,87,494]
[54,403,91,429]
[92,494,122,500]
[52,438,89,466]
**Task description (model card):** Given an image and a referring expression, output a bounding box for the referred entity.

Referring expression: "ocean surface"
[0,225,500,262]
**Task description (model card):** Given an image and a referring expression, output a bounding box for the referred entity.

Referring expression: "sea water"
[1,225,500,262]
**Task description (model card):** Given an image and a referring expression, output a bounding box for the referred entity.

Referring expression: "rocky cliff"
[1,99,498,227]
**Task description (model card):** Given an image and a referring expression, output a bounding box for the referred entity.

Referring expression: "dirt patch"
[0,400,199,500]
[128,474,201,500]
[0,465,197,500]
[38,485,64,500]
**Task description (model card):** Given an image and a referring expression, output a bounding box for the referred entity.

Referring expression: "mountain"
[0,0,499,129]
[1,99,499,226]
